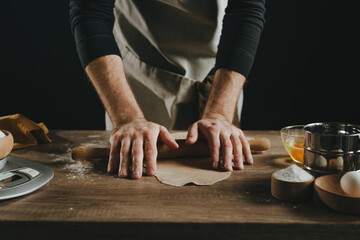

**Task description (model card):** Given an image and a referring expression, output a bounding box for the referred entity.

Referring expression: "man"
[69,0,266,179]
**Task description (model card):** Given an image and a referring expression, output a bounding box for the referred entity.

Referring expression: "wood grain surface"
[1,130,360,240]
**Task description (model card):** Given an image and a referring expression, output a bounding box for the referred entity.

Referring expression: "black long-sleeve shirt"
[69,0,265,78]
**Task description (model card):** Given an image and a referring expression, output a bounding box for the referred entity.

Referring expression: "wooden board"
[1,130,360,240]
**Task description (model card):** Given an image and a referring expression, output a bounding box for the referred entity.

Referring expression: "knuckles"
[132,131,142,139]
[231,135,241,145]
[111,132,121,142]
[208,125,219,135]
[143,129,154,140]
[122,133,131,139]
[132,148,142,156]
[223,140,233,149]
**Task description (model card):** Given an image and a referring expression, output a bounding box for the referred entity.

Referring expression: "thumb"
[186,123,198,145]
[159,126,179,149]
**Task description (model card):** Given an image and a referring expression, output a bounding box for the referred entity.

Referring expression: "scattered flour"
[0,130,6,138]
[64,160,94,174]
[273,165,314,182]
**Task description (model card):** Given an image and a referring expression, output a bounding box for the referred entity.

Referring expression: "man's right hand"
[107,120,179,179]
[85,56,178,179]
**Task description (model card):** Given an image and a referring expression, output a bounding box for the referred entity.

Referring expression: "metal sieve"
[303,122,360,174]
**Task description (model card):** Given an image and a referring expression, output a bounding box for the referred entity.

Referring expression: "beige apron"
[106,0,243,130]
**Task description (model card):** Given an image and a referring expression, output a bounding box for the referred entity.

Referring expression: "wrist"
[112,113,146,128]
[86,55,147,128]
[202,111,231,123]
[202,69,245,123]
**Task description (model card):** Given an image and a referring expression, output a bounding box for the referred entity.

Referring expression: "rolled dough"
[155,157,231,187]
[154,131,251,187]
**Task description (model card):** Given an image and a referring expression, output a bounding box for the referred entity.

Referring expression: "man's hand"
[85,55,178,179]
[186,114,253,171]
[107,120,178,179]
[185,68,252,171]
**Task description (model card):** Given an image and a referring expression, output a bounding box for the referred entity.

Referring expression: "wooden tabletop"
[1,130,359,240]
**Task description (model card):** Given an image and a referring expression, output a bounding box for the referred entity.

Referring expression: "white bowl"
[0,130,14,171]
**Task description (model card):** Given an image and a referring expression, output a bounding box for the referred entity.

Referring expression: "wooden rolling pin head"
[72,146,110,161]
[248,138,271,152]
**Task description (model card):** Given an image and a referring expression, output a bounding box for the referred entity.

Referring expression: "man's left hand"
[186,114,253,171]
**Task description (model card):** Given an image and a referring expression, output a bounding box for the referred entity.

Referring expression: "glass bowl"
[280,125,305,164]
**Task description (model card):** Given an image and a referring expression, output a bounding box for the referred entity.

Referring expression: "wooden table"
[1,130,359,240]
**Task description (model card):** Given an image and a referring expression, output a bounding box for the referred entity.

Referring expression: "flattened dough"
[155,158,231,187]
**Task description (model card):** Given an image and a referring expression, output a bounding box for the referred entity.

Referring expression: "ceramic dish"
[314,173,360,215]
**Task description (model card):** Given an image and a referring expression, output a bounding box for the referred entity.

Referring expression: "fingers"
[207,127,221,169]
[239,130,253,165]
[131,136,144,179]
[118,132,157,178]
[186,123,198,145]
[109,121,167,179]
[108,135,120,173]
[231,134,243,170]
[159,126,179,149]
[206,125,233,171]
[220,132,233,171]
[119,137,131,177]
[197,119,252,171]
[144,130,158,176]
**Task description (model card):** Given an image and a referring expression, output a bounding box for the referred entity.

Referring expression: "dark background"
[1,0,359,130]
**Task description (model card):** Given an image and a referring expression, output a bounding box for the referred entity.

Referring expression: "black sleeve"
[69,0,121,68]
[215,0,266,78]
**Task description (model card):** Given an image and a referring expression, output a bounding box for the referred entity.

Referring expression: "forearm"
[202,69,246,123]
[85,55,144,127]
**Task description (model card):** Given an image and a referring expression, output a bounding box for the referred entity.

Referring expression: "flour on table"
[64,160,94,178]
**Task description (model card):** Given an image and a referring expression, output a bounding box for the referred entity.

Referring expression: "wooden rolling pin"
[72,133,270,160]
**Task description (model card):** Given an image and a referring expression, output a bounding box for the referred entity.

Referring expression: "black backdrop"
[1,0,359,130]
